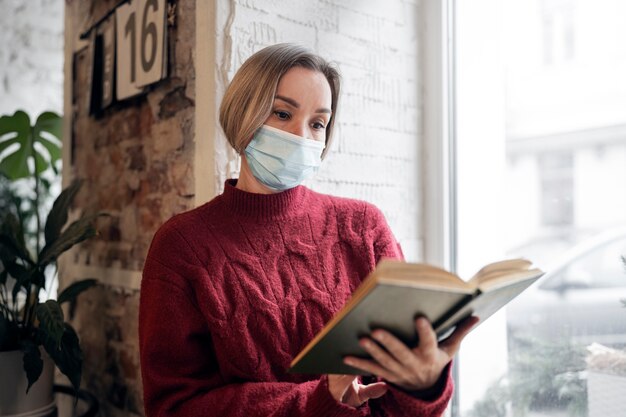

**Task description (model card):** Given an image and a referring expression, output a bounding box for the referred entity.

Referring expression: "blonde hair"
[219,44,341,159]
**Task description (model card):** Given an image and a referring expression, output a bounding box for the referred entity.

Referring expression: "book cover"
[289,259,543,375]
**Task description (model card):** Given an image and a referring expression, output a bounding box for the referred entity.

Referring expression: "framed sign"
[115,1,143,100]
[135,0,168,87]
[100,15,116,108]
[116,0,167,95]
[85,0,169,113]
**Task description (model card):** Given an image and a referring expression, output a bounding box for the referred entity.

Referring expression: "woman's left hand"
[343,316,479,392]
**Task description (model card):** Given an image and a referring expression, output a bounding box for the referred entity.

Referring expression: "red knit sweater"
[139,179,453,416]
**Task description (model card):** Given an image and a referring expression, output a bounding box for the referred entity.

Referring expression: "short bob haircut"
[219,43,341,159]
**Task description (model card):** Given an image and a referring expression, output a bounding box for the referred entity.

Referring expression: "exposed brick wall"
[70,0,196,273]
[214,0,423,260]
[64,0,195,415]
[0,0,64,116]
[69,286,144,416]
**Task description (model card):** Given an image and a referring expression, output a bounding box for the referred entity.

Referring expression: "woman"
[139,43,477,416]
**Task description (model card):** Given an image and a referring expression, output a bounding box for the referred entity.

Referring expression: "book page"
[375,260,469,290]
[469,258,534,284]
[476,268,544,292]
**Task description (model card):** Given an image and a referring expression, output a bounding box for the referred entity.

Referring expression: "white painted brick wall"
[0,0,424,260]
[0,0,64,116]
[215,0,423,260]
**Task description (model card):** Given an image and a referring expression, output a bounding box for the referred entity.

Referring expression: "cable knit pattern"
[139,179,453,416]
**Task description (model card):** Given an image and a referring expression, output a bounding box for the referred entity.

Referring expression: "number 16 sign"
[116,0,167,100]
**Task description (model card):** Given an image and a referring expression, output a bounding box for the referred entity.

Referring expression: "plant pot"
[0,349,56,417]
[586,343,626,417]
[587,370,626,417]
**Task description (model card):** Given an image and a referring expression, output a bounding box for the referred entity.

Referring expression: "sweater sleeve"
[139,225,365,417]
[371,364,454,416]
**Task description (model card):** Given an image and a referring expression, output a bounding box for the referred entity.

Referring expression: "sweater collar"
[221,179,308,220]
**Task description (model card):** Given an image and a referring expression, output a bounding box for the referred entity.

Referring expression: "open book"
[289,258,543,375]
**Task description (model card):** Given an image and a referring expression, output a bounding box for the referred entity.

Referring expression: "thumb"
[328,374,357,402]
[358,382,389,402]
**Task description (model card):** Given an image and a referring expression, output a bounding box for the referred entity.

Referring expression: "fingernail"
[344,358,354,366]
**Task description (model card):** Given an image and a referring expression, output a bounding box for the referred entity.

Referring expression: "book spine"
[432,293,476,336]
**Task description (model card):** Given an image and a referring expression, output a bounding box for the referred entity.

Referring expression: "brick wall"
[0,0,64,116]
[63,0,196,415]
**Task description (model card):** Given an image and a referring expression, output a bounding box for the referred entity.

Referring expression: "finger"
[371,330,417,367]
[440,316,480,357]
[414,317,438,356]
[343,356,396,382]
[358,382,388,402]
[359,337,408,378]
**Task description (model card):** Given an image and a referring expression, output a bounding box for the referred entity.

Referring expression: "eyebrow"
[275,95,332,114]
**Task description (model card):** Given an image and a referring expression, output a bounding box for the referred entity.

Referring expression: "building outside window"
[452,0,626,415]
[538,152,574,228]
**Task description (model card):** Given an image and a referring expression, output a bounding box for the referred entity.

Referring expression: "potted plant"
[585,257,626,417]
[0,110,98,416]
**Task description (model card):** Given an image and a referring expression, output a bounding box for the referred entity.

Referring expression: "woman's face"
[264,67,332,142]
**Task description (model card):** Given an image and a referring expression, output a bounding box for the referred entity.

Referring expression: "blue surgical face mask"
[243,125,325,191]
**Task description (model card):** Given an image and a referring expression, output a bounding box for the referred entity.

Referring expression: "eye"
[274,110,290,120]
[312,121,326,130]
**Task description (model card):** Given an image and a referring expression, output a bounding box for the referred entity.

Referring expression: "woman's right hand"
[327,374,388,407]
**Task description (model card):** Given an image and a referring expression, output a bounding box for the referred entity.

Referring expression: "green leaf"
[0,235,23,263]
[4,260,30,282]
[35,112,62,141]
[5,261,34,304]
[0,212,32,263]
[0,134,19,154]
[31,269,46,288]
[40,176,51,192]
[40,323,82,391]
[21,339,43,393]
[0,111,32,180]
[39,213,99,267]
[0,110,29,135]
[0,268,7,286]
[7,261,34,304]
[57,279,97,305]
[33,151,47,176]
[33,112,62,170]
[35,300,65,349]
[38,137,61,174]
[44,180,82,250]
[0,151,30,179]
[0,110,62,180]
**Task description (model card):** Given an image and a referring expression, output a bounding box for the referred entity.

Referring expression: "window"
[542,0,576,65]
[539,152,573,227]
[451,0,626,416]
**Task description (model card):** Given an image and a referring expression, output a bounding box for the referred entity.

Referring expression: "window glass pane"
[454,0,626,416]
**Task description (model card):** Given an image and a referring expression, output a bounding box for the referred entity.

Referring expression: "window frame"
[421,0,459,415]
